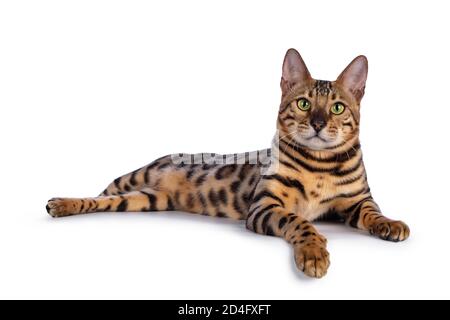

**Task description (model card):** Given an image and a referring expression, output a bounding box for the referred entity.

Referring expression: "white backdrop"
[1,0,449,299]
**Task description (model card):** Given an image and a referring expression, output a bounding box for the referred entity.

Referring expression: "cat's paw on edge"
[369,220,410,242]
[294,244,330,279]
[46,198,78,218]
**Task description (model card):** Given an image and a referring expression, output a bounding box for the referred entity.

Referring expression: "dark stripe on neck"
[335,171,365,186]
[330,157,363,176]
[279,138,361,163]
[277,141,363,175]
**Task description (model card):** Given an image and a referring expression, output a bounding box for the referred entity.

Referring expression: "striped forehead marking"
[314,80,332,96]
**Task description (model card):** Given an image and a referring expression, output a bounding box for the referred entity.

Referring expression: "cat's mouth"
[295,132,341,151]
[306,134,328,143]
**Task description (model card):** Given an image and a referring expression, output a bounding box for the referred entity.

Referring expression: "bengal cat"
[46,49,410,278]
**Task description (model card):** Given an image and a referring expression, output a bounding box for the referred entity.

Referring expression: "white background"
[1,0,449,299]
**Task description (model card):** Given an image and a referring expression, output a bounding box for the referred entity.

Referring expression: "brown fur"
[47,49,409,278]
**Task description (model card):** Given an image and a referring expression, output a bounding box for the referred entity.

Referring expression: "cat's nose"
[311,119,326,132]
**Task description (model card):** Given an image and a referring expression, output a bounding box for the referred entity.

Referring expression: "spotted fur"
[46,49,409,278]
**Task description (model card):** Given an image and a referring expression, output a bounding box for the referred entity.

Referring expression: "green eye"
[331,102,345,115]
[297,98,311,111]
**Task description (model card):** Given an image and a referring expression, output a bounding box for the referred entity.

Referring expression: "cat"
[46,48,410,278]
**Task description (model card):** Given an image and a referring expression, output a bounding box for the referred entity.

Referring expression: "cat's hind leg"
[46,188,174,218]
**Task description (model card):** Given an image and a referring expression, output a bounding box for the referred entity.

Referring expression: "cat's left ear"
[336,55,368,103]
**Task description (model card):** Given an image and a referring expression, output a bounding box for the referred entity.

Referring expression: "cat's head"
[277,49,368,151]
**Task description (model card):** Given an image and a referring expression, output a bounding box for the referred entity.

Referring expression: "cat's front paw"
[46,198,80,217]
[369,220,410,242]
[294,244,330,278]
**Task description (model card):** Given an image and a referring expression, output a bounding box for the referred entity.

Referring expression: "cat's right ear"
[281,49,311,94]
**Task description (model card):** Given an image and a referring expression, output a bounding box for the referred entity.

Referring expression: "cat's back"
[143,151,270,218]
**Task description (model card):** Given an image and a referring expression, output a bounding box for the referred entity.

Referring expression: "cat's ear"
[336,55,368,102]
[281,49,311,94]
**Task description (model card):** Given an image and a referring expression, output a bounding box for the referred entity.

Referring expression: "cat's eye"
[297,98,311,111]
[331,102,345,115]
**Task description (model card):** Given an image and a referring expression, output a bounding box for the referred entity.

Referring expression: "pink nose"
[311,120,326,132]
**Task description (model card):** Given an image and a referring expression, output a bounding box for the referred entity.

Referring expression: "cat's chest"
[281,170,347,220]
[296,174,332,218]
[260,169,353,220]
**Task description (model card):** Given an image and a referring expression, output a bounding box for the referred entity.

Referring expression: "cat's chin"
[296,136,340,151]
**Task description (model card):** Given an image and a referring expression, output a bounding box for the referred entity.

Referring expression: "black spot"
[114,177,121,189]
[218,188,228,205]
[310,191,319,198]
[186,193,195,209]
[141,191,157,211]
[195,173,208,187]
[230,181,241,193]
[117,199,128,212]
[157,163,170,170]
[217,211,227,218]
[166,198,175,211]
[238,164,252,180]
[174,191,181,205]
[202,164,216,170]
[124,184,131,192]
[85,201,93,212]
[242,192,252,207]
[186,169,196,179]
[129,170,138,186]
[278,217,287,229]
[248,174,257,186]
[301,231,312,238]
[232,197,244,216]
[198,192,207,209]
[208,189,219,207]
[144,161,160,184]
[215,164,237,180]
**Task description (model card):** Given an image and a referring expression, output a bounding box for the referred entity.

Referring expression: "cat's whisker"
[282,131,297,154]
[279,130,297,141]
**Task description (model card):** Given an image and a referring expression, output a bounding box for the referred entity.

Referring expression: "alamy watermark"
[170,132,280,176]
